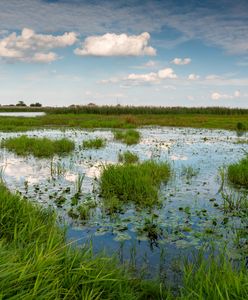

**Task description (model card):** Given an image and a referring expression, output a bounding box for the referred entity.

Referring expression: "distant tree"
[16,101,27,107]
[87,102,97,106]
[30,102,42,107]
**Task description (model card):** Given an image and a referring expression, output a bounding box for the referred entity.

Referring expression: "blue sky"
[0,0,247,107]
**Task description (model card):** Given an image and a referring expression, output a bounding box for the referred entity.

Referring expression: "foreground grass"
[114,129,140,145]
[0,183,167,299]
[100,161,170,207]
[0,113,248,132]
[228,156,248,187]
[1,135,75,158]
[0,183,247,299]
[83,138,106,149]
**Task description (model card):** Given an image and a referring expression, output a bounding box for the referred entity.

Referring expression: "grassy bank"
[1,135,75,158]
[0,113,248,132]
[0,183,167,299]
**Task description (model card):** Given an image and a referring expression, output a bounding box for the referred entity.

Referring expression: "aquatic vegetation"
[50,160,66,178]
[103,195,123,215]
[237,122,246,131]
[137,217,163,244]
[75,173,85,195]
[228,156,248,187]
[113,129,141,145]
[78,204,91,220]
[0,183,167,299]
[181,166,199,180]
[1,135,74,158]
[118,151,139,164]
[100,161,170,207]
[221,191,248,216]
[83,138,106,149]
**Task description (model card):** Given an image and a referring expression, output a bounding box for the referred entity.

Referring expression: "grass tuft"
[83,138,106,149]
[228,156,248,187]
[1,135,74,158]
[100,160,170,207]
[113,129,140,145]
[118,151,139,164]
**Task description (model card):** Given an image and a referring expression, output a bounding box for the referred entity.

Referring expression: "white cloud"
[144,60,157,67]
[188,73,200,80]
[171,57,191,65]
[211,90,241,100]
[74,32,156,56]
[0,28,77,63]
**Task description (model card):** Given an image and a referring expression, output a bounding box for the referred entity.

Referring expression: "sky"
[0,0,247,107]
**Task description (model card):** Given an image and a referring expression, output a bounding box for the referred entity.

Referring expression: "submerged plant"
[100,160,170,207]
[113,129,140,145]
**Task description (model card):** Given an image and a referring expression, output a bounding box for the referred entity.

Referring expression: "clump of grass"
[0,183,167,299]
[221,191,248,215]
[75,173,85,195]
[1,135,74,158]
[100,160,170,207]
[118,151,139,164]
[83,138,106,149]
[181,166,199,180]
[228,156,248,187]
[113,129,140,145]
[237,122,246,131]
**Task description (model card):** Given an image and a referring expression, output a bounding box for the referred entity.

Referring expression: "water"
[0,112,45,117]
[0,127,247,280]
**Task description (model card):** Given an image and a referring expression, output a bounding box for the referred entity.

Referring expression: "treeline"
[0,105,248,115]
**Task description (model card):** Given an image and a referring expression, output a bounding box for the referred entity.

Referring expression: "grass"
[1,135,74,158]
[100,160,170,207]
[83,138,106,149]
[181,252,248,299]
[0,113,248,132]
[228,156,248,187]
[0,182,247,298]
[118,151,139,164]
[114,129,141,145]
[0,183,168,299]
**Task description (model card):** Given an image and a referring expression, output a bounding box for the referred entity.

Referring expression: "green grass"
[181,253,248,299]
[0,182,247,299]
[1,135,75,158]
[0,183,168,299]
[100,160,170,207]
[118,151,139,164]
[114,129,141,145]
[228,156,248,187]
[0,113,248,132]
[83,138,106,149]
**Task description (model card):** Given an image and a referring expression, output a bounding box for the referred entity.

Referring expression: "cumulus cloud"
[188,73,200,80]
[171,57,191,65]
[74,32,156,56]
[0,28,77,63]
[211,90,241,100]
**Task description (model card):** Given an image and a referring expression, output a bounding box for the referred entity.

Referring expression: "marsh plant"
[113,129,140,145]
[1,135,75,158]
[181,165,199,180]
[50,160,66,178]
[118,151,139,164]
[221,191,248,215]
[228,155,248,187]
[75,173,85,195]
[100,160,170,207]
[82,138,106,149]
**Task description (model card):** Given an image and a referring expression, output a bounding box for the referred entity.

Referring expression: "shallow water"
[0,112,45,117]
[0,127,247,280]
